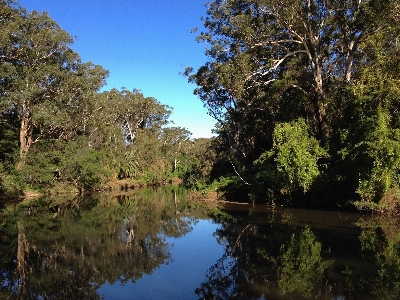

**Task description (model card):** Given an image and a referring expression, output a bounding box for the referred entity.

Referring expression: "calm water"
[1,186,399,299]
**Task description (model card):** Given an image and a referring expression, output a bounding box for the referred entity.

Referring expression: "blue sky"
[18,0,216,139]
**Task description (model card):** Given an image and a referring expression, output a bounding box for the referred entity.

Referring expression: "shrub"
[254,119,327,201]
[343,109,400,209]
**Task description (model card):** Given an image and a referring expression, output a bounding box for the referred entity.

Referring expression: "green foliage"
[0,1,210,194]
[273,119,327,192]
[0,166,24,196]
[129,129,171,183]
[190,138,217,181]
[340,109,400,208]
[0,116,22,196]
[0,4,108,166]
[64,148,112,191]
[0,118,19,171]
[207,174,249,202]
[186,0,400,210]
[20,138,113,192]
[118,152,138,179]
[342,18,400,209]
[187,0,394,162]
[180,156,200,185]
[358,116,400,201]
[96,89,172,148]
[254,119,327,198]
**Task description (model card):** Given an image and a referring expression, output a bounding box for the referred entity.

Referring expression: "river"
[0,186,398,299]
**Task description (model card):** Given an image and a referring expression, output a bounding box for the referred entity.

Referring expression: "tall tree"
[87,88,171,149]
[0,3,107,167]
[160,126,192,170]
[187,0,395,158]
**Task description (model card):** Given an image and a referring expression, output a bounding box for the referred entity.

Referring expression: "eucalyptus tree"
[102,88,171,145]
[188,137,217,183]
[86,89,173,180]
[160,126,192,171]
[82,88,172,152]
[0,2,108,168]
[187,0,396,159]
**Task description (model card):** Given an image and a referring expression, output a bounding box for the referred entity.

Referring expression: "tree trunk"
[17,111,33,169]
[312,60,330,141]
[312,89,330,142]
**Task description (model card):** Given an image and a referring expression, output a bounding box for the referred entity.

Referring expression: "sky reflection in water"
[97,219,225,300]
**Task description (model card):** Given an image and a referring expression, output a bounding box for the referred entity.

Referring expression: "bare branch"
[229,159,251,185]
[245,49,307,84]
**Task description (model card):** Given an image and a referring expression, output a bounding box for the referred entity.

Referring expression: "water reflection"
[98,219,226,300]
[357,217,400,300]
[1,189,400,299]
[0,186,208,299]
[195,205,398,300]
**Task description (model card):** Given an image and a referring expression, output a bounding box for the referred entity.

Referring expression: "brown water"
[0,186,398,299]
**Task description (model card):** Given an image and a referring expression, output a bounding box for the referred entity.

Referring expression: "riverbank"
[15,177,184,198]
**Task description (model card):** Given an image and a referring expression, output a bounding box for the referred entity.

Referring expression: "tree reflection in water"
[357,217,400,300]
[195,212,333,300]
[195,207,399,300]
[0,186,208,299]
[2,190,400,299]
[277,226,332,298]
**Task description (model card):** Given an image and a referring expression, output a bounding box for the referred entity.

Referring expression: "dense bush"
[252,119,327,202]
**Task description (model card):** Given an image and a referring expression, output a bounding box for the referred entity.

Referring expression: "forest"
[0,0,216,198]
[1,0,400,212]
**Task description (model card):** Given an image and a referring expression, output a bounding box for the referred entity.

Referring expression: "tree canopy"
[187,0,400,209]
[0,1,108,167]
[0,1,217,196]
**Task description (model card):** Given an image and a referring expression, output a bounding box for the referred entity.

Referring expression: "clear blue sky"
[18,0,216,139]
